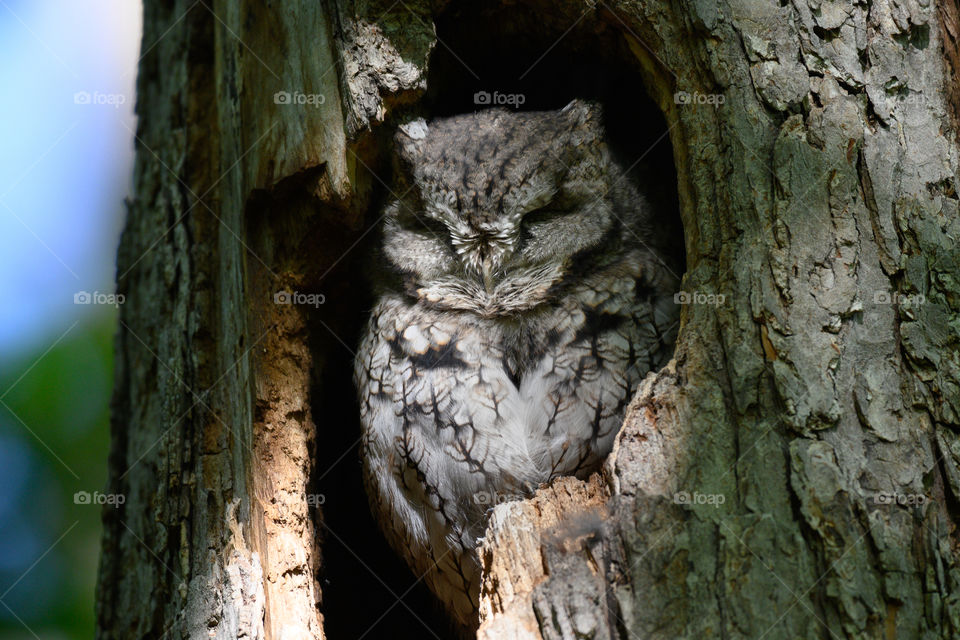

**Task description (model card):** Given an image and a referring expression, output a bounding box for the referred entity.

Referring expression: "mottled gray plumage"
[354,100,678,629]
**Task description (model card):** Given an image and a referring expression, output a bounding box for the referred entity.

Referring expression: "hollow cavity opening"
[311,4,684,639]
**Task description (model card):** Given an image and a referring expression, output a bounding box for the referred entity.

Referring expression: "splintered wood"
[477,475,612,640]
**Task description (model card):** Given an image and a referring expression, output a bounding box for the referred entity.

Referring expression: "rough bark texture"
[98,0,960,639]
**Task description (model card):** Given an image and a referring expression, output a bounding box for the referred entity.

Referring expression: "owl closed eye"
[379,100,645,316]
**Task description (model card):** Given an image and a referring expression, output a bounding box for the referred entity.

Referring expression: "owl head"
[380,99,645,317]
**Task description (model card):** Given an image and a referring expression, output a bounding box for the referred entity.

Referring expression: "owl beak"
[481,257,495,296]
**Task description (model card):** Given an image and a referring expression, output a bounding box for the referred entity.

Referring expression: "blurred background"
[0,1,140,637]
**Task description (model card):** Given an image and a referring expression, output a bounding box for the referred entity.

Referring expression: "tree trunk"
[97,1,960,639]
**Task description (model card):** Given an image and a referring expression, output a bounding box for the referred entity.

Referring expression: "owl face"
[381,100,626,317]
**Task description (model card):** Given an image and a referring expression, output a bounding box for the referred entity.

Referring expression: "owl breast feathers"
[354,99,679,629]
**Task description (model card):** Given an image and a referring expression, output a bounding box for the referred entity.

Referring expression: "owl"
[354,100,679,631]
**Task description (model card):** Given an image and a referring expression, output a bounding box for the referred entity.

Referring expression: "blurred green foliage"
[0,313,114,640]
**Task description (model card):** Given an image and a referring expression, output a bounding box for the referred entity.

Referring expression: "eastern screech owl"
[354,99,679,630]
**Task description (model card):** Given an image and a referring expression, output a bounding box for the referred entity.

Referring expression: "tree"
[97,0,960,638]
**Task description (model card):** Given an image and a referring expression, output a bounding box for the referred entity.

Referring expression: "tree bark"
[98,1,960,639]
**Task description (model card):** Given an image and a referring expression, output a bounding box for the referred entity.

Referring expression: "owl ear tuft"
[560,99,603,128]
[395,118,430,163]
